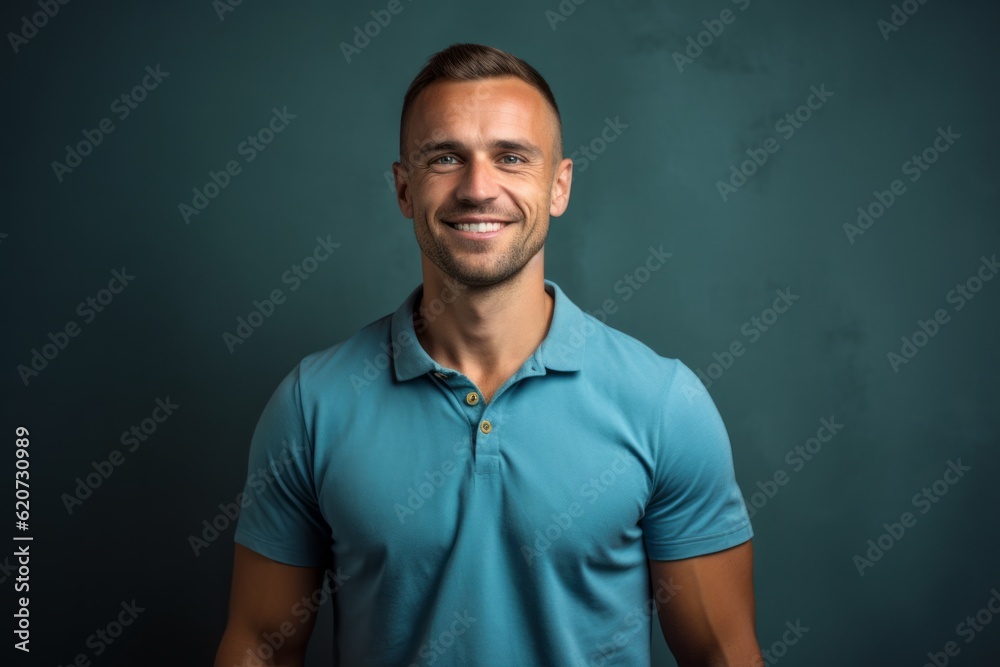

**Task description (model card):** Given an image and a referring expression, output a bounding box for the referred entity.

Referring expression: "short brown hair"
[398,43,562,161]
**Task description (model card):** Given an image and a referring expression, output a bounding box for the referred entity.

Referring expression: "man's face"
[393,76,572,288]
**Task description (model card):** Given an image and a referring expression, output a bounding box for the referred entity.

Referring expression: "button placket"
[429,368,528,476]
[473,399,501,474]
[426,369,498,473]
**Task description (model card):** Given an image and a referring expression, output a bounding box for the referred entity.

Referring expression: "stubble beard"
[413,209,547,289]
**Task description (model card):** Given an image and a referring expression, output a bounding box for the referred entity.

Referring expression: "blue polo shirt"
[233,278,753,666]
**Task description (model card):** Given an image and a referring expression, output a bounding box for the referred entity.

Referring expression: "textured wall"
[2,0,998,665]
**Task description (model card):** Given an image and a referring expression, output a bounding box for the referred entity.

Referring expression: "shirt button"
[433,372,446,379]
[466,391,480,405]
[480,420,492,434]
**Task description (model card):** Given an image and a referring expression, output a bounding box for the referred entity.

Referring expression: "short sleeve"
[233,363,331,567]
[641,360,753,560]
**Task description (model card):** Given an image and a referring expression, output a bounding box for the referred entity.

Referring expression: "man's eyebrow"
[416,140,461,155]
[416,139,544,157]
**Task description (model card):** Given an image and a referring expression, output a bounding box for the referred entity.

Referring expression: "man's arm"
[215,544,326,667]
[648,540,762,667]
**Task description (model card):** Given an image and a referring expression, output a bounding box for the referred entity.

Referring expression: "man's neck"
[413,266,554,393]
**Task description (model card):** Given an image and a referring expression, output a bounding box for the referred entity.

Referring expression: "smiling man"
[216,43,761,667]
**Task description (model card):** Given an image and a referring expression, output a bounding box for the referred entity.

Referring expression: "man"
[216,43,761,666]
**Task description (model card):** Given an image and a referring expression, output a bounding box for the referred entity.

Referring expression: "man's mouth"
[446,221,508,233]
[442,217,517,234]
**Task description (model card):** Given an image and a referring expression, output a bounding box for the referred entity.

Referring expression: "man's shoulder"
[284,311,396,395]
[572,314,707,417]
[581,313,687,385]
[596,321,726,424]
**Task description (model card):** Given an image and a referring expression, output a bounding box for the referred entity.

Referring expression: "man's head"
[392,43,572,289]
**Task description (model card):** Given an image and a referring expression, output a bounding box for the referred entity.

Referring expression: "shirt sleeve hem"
[644,521,754,561]
[233,527,329,568]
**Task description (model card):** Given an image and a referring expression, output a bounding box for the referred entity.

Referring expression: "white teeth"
[452,222,504,232]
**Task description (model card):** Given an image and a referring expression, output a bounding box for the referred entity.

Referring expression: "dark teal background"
[2,0,998,665]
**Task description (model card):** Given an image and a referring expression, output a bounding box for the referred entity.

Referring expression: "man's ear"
[549,156,573,217]
[393,161,413,219]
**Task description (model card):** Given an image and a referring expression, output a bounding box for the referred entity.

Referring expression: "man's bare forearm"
[214,628,305,667]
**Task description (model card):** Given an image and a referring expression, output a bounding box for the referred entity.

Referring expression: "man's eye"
[500,155,524,164]
[433,155,458,165]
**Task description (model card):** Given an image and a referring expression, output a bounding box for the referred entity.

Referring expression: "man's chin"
[434,262,525,290]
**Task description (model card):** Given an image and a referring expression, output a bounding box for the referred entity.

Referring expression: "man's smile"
[442,215,518,236]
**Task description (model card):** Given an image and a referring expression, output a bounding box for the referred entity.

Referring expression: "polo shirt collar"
[390,278,586,382]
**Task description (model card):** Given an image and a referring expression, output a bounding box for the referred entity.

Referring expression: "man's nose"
[455,156,500,203]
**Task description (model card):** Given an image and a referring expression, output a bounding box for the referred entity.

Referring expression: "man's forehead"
[405,77,557,146]
[415,76,546,111]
